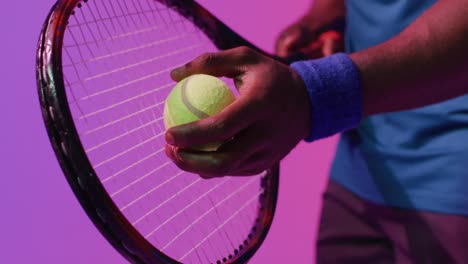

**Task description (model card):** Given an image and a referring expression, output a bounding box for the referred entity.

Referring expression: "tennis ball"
[163,74,236,151]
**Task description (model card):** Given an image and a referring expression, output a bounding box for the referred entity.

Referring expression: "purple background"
[2,0,338,263]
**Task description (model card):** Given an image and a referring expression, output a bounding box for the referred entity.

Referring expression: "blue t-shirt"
[331,0,468,215]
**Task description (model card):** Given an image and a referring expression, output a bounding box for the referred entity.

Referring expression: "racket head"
[37,0,279,263]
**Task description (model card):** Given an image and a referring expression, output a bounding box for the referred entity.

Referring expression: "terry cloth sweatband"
[290,53,363,142]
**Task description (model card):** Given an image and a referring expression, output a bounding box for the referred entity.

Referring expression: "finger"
[232,167,267,177]
[322,38,335,57]
[166,127,266,178]
[319,31,343,56]
[165,145,218,177]
[171,47,259,81]
[298,41,325,59]
[323,39,345,57]
[228,151,273,176]
[276,27,303,57]
[165,96,257,148]
[167,147,235,178]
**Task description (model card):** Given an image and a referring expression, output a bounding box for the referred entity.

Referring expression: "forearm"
[300,0,346,33]
[350,0,468,117]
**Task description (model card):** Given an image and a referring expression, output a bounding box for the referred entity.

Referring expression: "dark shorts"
[317,180,468,264]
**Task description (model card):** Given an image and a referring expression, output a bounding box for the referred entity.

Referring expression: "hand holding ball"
[163,74,235,151]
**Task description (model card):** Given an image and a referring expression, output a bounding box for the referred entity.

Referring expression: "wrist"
[290,53,363,142]
[290,67,313,140]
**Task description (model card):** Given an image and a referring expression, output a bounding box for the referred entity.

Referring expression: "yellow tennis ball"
[163,74,236,151]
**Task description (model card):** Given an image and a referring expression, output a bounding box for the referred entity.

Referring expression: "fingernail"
[165,132,175,145]
[171,66,185,79]
[283,35,294,45]
[172,146,181,158]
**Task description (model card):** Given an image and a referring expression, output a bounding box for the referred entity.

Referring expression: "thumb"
[165,96,255,149]
[276,26,308,57]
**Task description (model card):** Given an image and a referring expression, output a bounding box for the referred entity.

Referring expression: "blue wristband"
[291,53,363,142]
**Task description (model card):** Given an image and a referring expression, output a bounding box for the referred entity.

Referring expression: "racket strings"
[62,0,262,262]
[112,6,220,261]
[89,3,206,255]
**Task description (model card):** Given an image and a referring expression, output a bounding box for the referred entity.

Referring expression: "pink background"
[2,0,337,263]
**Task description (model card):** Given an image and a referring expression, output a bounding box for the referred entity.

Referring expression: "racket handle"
[280,30,344,64]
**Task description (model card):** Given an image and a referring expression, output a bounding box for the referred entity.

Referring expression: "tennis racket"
[35,0,339,262]
[37,0,283,263]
